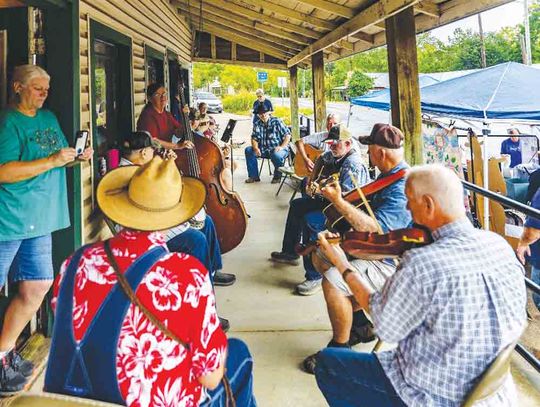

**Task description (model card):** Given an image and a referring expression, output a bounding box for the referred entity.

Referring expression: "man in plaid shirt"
[244,104,291,184]
[314,164,527,406]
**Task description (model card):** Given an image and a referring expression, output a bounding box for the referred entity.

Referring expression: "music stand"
[221,119,238,190]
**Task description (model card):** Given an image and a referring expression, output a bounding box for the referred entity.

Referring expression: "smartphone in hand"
[74,130,89,157]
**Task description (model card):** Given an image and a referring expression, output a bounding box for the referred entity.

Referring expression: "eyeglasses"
[153,92,167,99]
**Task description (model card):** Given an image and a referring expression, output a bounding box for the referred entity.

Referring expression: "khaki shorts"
[323,258,396,297]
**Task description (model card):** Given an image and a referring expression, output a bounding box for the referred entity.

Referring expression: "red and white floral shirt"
[52,230,227,407]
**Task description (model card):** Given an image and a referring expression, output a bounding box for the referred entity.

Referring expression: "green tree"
[347,70,374,97]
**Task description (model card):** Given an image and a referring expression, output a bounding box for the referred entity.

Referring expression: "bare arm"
[517,226,540,264]
[0,147,77,184]
[198,352,226,390]
[280,134,291,149]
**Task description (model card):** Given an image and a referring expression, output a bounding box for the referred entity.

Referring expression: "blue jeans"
[315,348,406,407]
[245,146,289,179]
[303,211,327,281]
[0,234,54,287]
[166,216,223,281]
[532,265,540,310]
[202,338,257,407]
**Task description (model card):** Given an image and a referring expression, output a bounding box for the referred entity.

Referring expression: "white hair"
[12,64,50,86]
[406,164,465,217]
[255,88,264,96]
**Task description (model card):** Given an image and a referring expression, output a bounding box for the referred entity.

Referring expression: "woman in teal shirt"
[0,64,92,395]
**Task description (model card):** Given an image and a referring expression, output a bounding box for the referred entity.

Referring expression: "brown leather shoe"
[245,177,261,184]
[271,177,282,184]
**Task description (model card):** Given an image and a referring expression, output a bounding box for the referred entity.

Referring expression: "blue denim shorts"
[0,234,54,287]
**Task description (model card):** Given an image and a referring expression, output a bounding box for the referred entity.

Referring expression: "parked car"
[193,91,223,113]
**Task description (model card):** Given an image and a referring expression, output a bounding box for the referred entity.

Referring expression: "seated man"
[295,113,340,173]
[45,156,256,407]
[271,124,370,296]
[314,164,526,406]
[119,131,235,289]
[245,104,291,184]
[303,124,412,373]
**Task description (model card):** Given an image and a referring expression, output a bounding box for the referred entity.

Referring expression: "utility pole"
[524,0,532,65]
[478,13,487,68]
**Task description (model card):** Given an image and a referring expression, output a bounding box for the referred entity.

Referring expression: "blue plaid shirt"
[251,117,290,156]
[371,219,526,406]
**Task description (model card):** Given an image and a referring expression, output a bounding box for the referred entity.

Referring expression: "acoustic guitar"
[294,144,323,177]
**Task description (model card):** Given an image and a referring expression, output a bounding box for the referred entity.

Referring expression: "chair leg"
[258,159,264,177]
[267,158,272,176]
[276,175,288,197]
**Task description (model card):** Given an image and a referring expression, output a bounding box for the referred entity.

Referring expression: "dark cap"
[122,131,160,152]
[256,103,271,114]
[358,123,404,149]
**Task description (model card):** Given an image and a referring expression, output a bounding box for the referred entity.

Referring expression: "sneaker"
[0,359,27,396]
[302,352,320,375]
[219,317,230,333]
[245,177,261,184]
[8,351,34,378]
[270,251,300,265]
[296,279,322,296]
[349,321,376,346]
[214,271,236,287]
[271,177,282,184]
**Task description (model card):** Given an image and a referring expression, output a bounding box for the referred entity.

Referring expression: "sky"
[430,1,527,42]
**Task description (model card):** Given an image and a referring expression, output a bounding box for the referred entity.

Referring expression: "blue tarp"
[350,62,540,121]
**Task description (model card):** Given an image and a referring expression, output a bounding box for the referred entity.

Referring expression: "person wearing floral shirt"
[45,156,256,406]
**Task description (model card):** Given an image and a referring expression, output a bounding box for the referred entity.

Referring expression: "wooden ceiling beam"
[328,0,514,63]
[194,26,294,61]
[288,0,420,67]
[237,0,337,31]
[172,0,322,39]
[294,0,355,19]
[349,31,375,44]
[193,56,287,70]
[179,3,311,46]
[414,1,440,18]
[191,16,301,55]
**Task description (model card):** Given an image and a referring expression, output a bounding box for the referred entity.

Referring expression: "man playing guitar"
[270,124,370,296]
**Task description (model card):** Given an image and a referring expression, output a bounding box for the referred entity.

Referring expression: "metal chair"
[462,341,517,407]
[258,157,272,177]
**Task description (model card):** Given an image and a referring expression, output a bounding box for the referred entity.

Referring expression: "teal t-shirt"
[0,108,70,241]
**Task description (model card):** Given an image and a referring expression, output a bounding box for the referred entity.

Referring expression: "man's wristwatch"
[342,268,357,280]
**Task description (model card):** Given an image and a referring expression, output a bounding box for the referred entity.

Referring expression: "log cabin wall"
[78,0,192,243]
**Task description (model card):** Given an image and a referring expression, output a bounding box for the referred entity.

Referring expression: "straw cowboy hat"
[97,156,206,231]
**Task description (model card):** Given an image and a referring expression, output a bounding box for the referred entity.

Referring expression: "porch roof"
[172,0,514,69]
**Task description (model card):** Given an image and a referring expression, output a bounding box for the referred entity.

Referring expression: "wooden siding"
[79,0,192,243]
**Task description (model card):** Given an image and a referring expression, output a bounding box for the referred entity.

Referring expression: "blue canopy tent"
[350,62,540,121]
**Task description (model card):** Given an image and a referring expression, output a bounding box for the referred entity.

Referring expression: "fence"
[462,180,540,374]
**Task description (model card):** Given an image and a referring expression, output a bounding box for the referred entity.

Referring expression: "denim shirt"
[371,161,412,232]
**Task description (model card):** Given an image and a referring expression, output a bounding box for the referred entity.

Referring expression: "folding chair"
[258,157,272,177]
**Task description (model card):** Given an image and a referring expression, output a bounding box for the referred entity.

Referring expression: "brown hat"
[97,156,206,231]
[359,123,404,149]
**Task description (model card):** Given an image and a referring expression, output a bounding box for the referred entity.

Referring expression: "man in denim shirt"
[302,124,412,374]
[245,104,291,184]
[271,124,370,296]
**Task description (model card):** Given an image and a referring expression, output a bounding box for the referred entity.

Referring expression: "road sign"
[257,71,268,82]
[277,77,287,88]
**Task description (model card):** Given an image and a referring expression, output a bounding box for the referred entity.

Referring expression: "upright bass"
[175,91,248,254]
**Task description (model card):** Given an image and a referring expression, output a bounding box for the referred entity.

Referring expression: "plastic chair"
[462,341,517,407]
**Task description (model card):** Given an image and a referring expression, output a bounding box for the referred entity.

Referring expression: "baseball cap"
[324,124,352,144]
[358,123,403,149]
[256,103,271,114]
